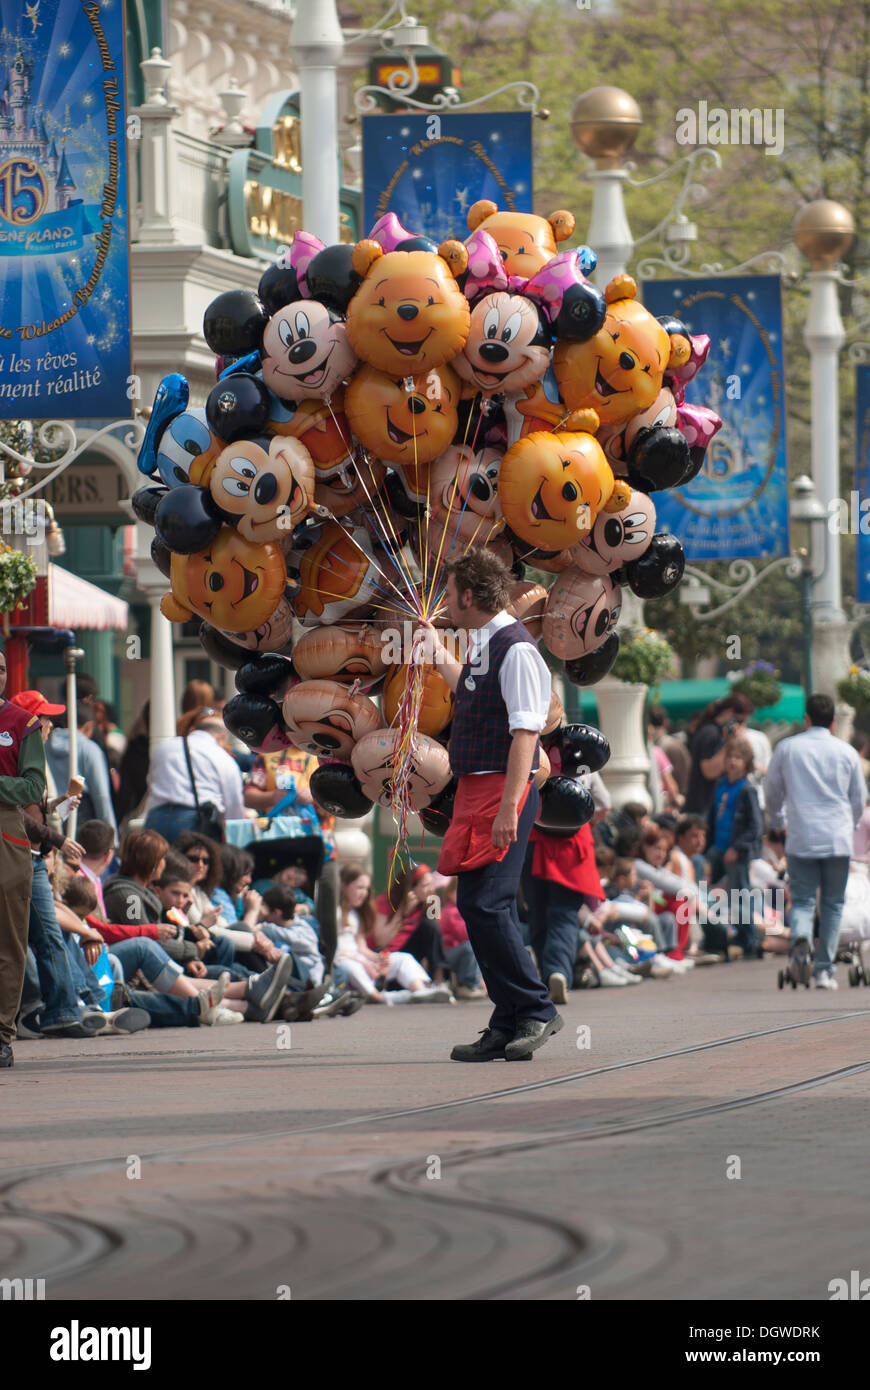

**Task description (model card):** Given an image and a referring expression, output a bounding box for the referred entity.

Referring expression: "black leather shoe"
[450,1028,512,1062]
[504,1013,564,1061]
[0,1043,13,1068]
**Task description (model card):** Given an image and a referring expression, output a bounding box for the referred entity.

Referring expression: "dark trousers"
[456,783,556,1036]
[528,877,585,984]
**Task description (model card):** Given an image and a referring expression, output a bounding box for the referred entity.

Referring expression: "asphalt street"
[2,959,868,1301]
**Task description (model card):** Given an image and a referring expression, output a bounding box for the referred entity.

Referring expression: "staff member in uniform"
[0,648,46,1067]
[419,549,562,1062]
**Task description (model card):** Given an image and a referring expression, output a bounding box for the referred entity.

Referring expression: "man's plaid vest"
[448,619,542,777]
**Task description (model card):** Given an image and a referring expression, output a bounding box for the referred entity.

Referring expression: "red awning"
[48,565,129,631]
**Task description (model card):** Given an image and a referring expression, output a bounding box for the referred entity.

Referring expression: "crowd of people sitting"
[14,671,870,1043]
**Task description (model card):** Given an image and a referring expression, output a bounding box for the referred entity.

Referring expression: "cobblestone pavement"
[2,960,868,1300]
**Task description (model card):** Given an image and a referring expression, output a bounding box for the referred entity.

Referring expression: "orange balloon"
[160,527,286,633]
[381,657,455,737]
[344,363,460,471]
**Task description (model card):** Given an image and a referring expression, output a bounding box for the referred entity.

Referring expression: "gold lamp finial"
[794,200,854,270]
[571,87,643,167]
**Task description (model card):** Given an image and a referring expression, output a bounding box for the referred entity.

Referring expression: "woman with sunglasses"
[173,831,221,928]
[143,707,244,844]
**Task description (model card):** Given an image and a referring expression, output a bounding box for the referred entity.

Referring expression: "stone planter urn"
[595,674,652,811]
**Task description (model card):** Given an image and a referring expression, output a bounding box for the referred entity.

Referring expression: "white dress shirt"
[462,609,552,777]
[764,726,866,858]
[146,729,246,820]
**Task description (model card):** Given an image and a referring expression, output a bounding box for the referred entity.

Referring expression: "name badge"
[464,676,476,691]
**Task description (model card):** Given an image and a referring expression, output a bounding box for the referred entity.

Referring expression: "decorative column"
[572,86,651,806]
[132,48,181,245]
[794,201,855,712]
[290,0,344,244]
[132,537,177,755]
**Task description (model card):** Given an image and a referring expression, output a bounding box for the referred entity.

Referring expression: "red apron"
[438,774,532,875]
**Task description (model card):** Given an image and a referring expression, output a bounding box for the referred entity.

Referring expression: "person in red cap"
[0,655,48,1067]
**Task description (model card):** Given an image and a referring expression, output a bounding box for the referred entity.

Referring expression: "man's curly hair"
[444,548,512,614]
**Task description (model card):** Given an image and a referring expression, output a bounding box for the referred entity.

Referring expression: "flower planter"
[595,675,652,811]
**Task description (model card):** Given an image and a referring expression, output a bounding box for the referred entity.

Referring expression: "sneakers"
[597,967,629,987]
[212,1006,244,1025]
[246,955,295,1022]
[89,1007,151,1035]
[611,963,642,985]
[311,986,356,1018]
[650,954,675,979]
[504,1013,564,1061]
[454,984,488,1001]
[450,1027,512,1063]
[815,972,839,991]
[0,1043,12,1068]
[16,1011,43,1039]
[410,983,455,1004]
[548,972,568,1005]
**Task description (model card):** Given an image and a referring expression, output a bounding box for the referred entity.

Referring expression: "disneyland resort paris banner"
[362,113,532,242]
[0,0,130,420]
[642,275,789,562]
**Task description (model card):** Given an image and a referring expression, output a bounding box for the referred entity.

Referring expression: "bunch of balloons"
[133,201,721,845]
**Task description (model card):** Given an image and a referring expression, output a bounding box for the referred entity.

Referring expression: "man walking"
[764,693,865,988]
[419,550,562,1061]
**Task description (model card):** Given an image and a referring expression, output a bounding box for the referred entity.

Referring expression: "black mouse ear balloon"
[131,484,168,526]
[199,623,252,671]
[553,281,607,342]
[418,777,456,836]
[150,536,173,578]
[234,654,297,701]
[548,723,611,776]
[564,631,620,687]
[310,763,373,819]
[203,290,269,357]
[625,532,685,599]
[222,693,284,750]
[257,262,302,315]
[304,244,363,312]
[627,427,691,493]
[154,484,224,554]
[205,374,272,442]
[535,777,595,834]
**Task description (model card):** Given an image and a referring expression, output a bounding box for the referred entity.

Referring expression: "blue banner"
[856,367,870,604]
[641,275,789,561]
[0,0,132,419]
[362,112,532,242]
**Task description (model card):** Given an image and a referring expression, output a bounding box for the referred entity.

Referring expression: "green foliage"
[0,547,37,614]
[837,666,870,710]
[731,661,783,708]
[611,628,675,688]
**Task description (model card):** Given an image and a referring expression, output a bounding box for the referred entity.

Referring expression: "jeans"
[144,804,199,844]
[724,858,757,954]
[111,936,183,992]
[129,990,200,1028]
[787,854,850,976]
[27,858,82,1028]
[65,936,106,1009]
[445,941,482,989]
[528,877,585,985]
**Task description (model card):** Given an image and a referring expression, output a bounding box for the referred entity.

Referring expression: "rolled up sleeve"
[499,645,552,733]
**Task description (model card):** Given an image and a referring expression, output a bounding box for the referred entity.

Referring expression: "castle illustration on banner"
[0,25,78,217]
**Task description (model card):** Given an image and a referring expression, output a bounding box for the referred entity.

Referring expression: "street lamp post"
[790,473,830,696]
[793,200,856,705]
[290,0,345,244]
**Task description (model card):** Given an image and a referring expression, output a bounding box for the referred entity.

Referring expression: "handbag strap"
[181,736,201,810]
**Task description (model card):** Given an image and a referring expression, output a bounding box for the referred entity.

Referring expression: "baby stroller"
[835,864,870,987]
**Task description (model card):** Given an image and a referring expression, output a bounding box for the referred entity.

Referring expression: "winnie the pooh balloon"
[553,275,693,427]
[160,527,287,633]
[346,237,470,377]
[497,409,632,553]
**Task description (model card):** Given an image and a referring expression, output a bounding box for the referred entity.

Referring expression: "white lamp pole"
[290,0,345,244]
[794,200,855,708]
